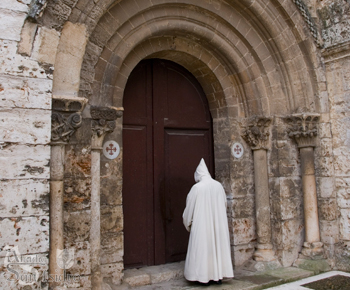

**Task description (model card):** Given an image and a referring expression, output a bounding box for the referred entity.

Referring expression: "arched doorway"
[122,59,214,268]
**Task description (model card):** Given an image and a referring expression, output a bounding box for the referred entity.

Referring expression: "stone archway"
[42,0,327,287]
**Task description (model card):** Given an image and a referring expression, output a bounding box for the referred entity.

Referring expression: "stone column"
[286,113,324,258]
[90,106,123,290]
[50,96,86,288]
[242,116,277,262]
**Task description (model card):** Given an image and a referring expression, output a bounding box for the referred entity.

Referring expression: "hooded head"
[194,158,212,182]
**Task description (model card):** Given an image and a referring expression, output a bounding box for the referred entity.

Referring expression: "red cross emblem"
[234,145,242,154]
[106,143,117,155]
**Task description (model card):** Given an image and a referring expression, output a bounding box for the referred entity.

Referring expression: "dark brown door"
[123,59,214,268]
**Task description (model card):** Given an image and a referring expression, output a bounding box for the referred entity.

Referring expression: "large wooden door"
[122,59,214,268]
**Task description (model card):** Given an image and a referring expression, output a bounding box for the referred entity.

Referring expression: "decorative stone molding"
[241,116,272,150]
[51,96,87,144]
[52,96,87,112]
[51,112,82,143]
[285,113,320,148]
[28,0,47,21]
[293,0,321,47]
[91,106,123,149]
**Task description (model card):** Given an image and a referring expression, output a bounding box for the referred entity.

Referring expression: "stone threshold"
[122,261,185,287]
[118,261,318,289]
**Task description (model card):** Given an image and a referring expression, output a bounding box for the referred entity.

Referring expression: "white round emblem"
[231,142,244,159]
[103,141,120,160]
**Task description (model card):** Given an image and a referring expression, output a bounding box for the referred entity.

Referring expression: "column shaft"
[49,144,65,287]
[253,149,272,245]
[300,147,320,243]
[91,149,102,290]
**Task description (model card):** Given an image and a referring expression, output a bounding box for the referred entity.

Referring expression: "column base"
[300,242,325,260]
[253,243,277,262]
[242,259,282,272]
[294,242,331,274]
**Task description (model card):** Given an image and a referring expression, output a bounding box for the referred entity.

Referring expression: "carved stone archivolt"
[241,116,272,150]
[285,113,320,148]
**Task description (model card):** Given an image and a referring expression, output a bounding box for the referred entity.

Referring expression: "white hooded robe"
[183,158,234,283]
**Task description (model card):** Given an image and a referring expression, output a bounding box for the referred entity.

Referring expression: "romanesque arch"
[40,0,329,287]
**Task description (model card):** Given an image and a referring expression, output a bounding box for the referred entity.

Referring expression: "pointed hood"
[194,158,212,182]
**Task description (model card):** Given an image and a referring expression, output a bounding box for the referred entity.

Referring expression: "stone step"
[122,261,185,287]
[117,262,316,290]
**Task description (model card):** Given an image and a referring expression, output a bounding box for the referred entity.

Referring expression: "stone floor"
[114,261,317,290]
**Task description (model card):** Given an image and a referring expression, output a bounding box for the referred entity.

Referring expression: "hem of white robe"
[185,275,234,283]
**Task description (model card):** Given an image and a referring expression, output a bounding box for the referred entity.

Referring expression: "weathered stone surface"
[52,21,88,97]
[232,217,257,245]
[101,233,123,265]
[101,262,123,285]
[319,0,350,47]
[123,268,150,287]
[64,178,91,211]
[0,179,49,217]
[65,241,91,275]
[233,244,255,266]
[0,144,50,179]
[0,0,29,12]
[339,209,350,240]
[0,75,52,109]
[0,216,49,257]
[0,109,51,144]
[32,27,60,65]
[318,198,338,221]
[280,197,303,221]
[280,177,301,198]
[320,220,340,245]
[64,210,91,242]
[317,177,335,198]
[335,241,350,271]
[0,9,26,41]
[0,40,53,79]
[18,20,38,56]
[0,253,48,289]
[229,196,255,218]
[143,262,185,284]
[101,157,122,206]
[100,205,123,233]
[65,145,91,178]
[230,176,255,198]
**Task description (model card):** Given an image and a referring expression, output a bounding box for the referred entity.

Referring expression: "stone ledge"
[123,261,185,287]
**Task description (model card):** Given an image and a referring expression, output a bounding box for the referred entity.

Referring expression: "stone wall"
[0,0,55,288]
[322,48,350,271]
[316,0,350,272]
[2,0,350,288]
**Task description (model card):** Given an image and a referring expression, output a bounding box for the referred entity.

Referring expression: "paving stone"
[235,274,283,289]
[265,267,314,282]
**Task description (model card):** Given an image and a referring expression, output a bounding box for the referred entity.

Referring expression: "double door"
[122,59,214,268]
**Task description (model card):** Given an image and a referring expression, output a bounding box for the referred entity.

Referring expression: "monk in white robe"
[183,158,234,284]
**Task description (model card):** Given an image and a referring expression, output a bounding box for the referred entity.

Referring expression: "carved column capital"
[285,113,320,148]
[51,96,87,144]
[241,116,272,150]
[91,106,123,149]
